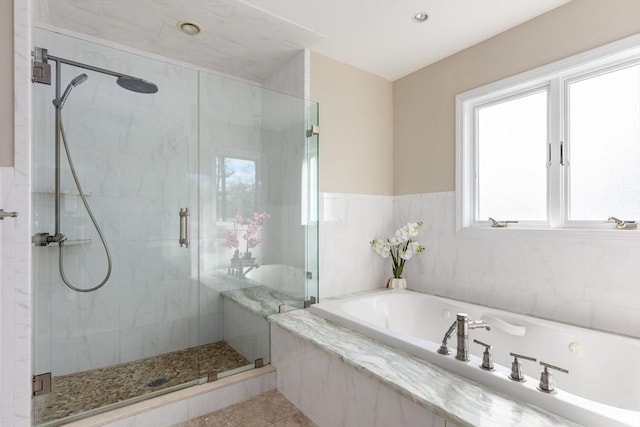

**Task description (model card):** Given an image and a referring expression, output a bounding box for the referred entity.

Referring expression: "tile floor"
[174,390,316,427]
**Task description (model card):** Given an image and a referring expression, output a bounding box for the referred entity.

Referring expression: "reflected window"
[216,157,256,220]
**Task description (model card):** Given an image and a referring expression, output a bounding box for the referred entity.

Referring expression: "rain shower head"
[116,76,158,94]
[54,73,88,108]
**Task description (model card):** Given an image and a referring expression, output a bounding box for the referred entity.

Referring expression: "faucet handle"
[473,339,494,371]
[538,361,569,393]
[509,352,537,382]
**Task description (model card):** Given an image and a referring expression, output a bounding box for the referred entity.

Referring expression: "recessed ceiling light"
[413,12,429,22]
[178,21,202,36]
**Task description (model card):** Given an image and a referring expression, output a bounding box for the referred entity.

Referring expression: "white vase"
[386,277,407,290]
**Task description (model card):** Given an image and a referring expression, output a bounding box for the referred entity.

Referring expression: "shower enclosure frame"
[31,29,319,426]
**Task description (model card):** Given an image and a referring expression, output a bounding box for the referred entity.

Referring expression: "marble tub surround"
[174,390,316,427]
[318,191,640,337]
[394,191,640,337]
[269,310,579,427]
[34,341,250,425]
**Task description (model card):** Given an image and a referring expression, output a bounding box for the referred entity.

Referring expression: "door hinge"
[304,296,317,308]
[32,61,52,85]
[32,373,52,396]
[306,125,320,137]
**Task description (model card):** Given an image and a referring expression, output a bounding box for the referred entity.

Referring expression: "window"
[457,36,640,231]
[476,89,548,222]
[566,65,640,221]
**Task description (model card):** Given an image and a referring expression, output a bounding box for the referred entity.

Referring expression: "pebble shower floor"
[34,341,251,425]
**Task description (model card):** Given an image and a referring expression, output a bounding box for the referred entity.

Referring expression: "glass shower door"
[31,28,204,425]
[305,101,320,303]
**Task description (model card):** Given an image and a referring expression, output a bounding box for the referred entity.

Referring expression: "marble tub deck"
[35,341,251,425]
[221,285,306,317]
[269,309,580,427]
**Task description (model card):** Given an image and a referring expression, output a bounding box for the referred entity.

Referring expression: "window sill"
[456,226,640,241]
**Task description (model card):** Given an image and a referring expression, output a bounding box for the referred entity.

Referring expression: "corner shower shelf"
[43,239,92,246]
[34,190,92,197]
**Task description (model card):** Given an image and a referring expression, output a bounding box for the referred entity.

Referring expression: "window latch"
[488,217,519,228]
[606,217,638,230]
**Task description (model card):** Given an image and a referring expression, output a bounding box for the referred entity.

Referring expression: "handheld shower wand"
[53,73,88,108]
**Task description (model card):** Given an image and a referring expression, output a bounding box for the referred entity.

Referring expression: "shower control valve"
[473,339,495,371]
[32,232,67,246]
[509,352,536,382]
[33,232,51,246]
[538,361,569,394]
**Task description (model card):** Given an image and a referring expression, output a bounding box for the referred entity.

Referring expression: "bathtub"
[309,290,640,427]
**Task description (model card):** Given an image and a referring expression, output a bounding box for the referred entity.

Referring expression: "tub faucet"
[437,313,491,361]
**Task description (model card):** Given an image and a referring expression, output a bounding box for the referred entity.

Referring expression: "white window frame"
[456,34,640,236]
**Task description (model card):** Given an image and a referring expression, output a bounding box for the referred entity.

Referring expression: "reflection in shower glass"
[216,157,257,220]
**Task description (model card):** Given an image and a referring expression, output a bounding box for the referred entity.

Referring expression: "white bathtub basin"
[310,290,640,427]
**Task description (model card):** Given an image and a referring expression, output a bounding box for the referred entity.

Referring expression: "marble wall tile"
[1,1,32,425]
[78,330,121,371]
[319,190,639,336]
[319,193,394,300]
[262,50,306,99]
[271,324,446,427]
[34,0,323,82]
[223,298,270,364]
[395,191,640,337]
[119,324,158,364]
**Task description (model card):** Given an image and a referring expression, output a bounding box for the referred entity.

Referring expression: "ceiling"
[35,0,571,82]
[242,0,571,80]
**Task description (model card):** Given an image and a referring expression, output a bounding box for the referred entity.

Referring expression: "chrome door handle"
[0,209,18,220]
[179,208,190,248]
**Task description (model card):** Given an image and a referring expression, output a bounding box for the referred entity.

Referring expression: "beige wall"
[394,0,640,195]
[310,52,393,195]
[0,0,14,166]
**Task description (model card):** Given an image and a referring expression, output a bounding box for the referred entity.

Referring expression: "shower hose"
[57,114,112,292]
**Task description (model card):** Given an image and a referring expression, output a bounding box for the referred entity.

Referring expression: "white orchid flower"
[409,241,424,253]
[371,239,384,253]
[406,222,420,237]
[394,228,409,244]
[371,221,424,277]
[400,249,413,260]
[381,243,391,258]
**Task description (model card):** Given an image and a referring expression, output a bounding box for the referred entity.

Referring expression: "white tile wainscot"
[319,192,393,300]
[394,191,640,337]
[269,309,578,427]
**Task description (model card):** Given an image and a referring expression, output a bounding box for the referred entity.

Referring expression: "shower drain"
[148,377,169,388]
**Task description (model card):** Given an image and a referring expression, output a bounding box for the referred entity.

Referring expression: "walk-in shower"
[33,47,159,292]
[31,27,318,426]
